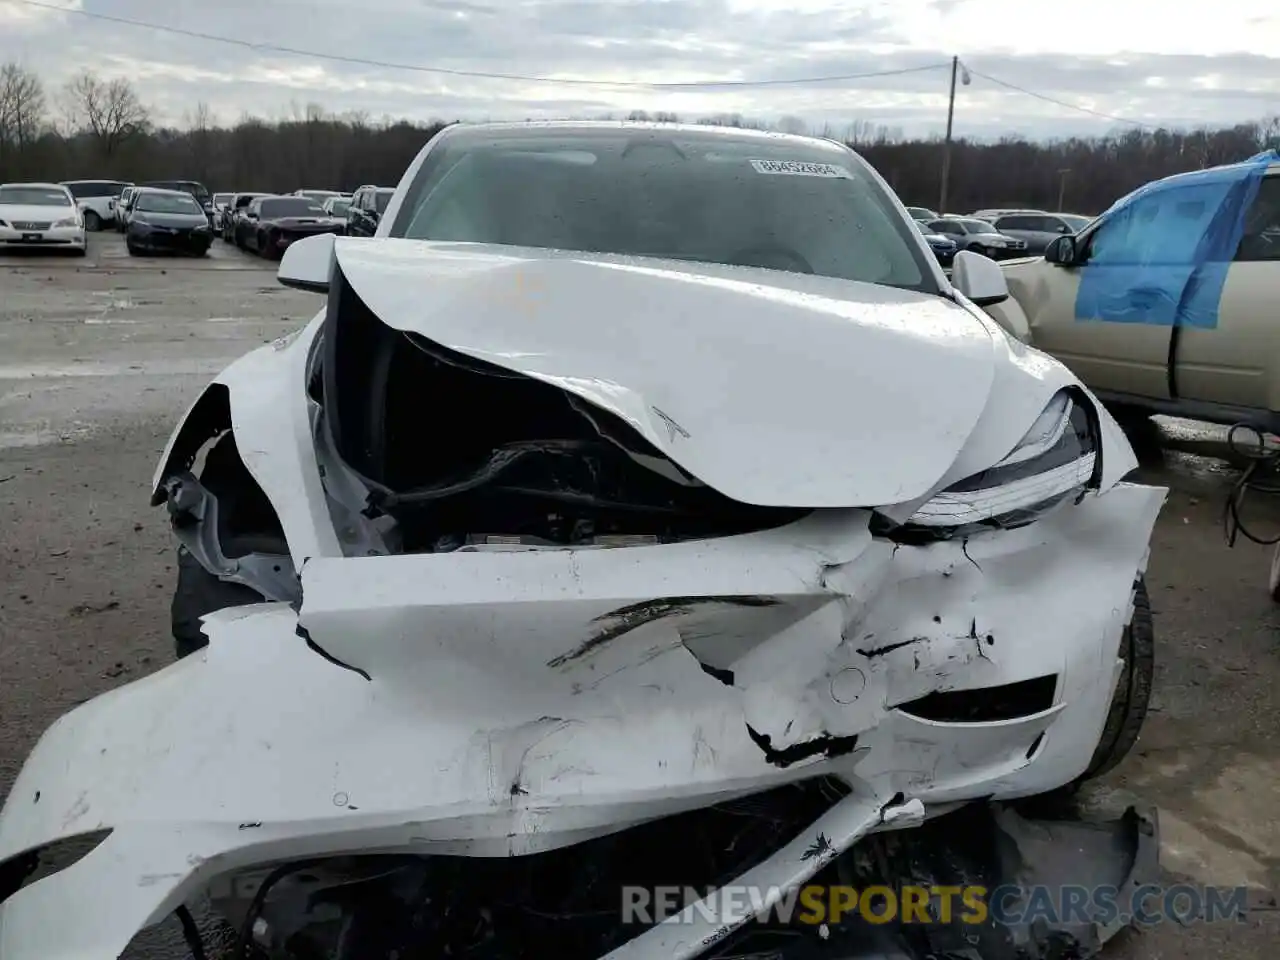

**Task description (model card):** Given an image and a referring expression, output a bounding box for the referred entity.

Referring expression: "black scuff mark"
[652,406,691,442]
[547,595,779,669]
[296,623,372,681]
[801,832,835,862]
[700,925,732,947]
[699,662,735,686]
[966,618,993,662]
[510,783,528,797]
[746,725,859,769]
[857,637,923,658]
[238,822,262,830]
[961,539,982,572]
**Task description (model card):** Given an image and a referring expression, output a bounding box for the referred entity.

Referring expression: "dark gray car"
[989,212,1092,254]
[926,217,1028,260]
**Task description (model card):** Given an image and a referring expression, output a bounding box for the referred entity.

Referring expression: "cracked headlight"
[893,390,1098,539]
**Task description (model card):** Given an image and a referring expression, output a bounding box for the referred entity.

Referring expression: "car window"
[374,189,394,213]
[994,215,1033,230]
[958,218,992,234]
[928,220,961,236]
[0,186,74,206]
[260,198,326,218]
[1058,215,1092,232]
[64,181,123,199]
[1085,182,1227,265]
[1235,176,1280,262]
[394,130,936,293]
[135,192,202,214]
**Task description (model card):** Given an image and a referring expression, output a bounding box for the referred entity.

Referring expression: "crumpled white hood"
[334,239,1001,507]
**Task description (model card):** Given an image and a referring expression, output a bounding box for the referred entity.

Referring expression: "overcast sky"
[3,0,1279,140]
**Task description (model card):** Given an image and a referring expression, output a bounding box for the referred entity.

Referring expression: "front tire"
[1078,577,1154,782]
[172,547,270,658]
[83,210,102,232]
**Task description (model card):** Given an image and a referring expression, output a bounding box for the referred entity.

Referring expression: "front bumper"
[128,227,212,253]
[0,225,85,250]
[0,482,1164,959]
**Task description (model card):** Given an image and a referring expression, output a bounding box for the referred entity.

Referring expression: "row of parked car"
[905,206,1093,266]
[208,186,395,258]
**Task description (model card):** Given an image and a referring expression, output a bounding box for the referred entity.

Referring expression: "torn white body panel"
[2,122,1166,959]
[0,480,1162,960]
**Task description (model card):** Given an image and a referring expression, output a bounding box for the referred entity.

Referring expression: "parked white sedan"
[0,182,86,255]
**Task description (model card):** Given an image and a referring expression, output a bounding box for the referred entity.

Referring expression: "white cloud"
[1,0,1278,138]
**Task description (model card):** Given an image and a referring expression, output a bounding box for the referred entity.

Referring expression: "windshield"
[0,186,73,207]
[327,199,351,216]
[300,190,340,201]
[64,181,124,199]
[135,192,203,214]
[374,189,394,213]
[213,193,233,205]
[1059,214,1091,232]
[261,198,325,218]
[391,129,935,292]
[959,218,993,233]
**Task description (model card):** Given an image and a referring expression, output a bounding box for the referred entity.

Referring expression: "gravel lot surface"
[1,233,1278,956]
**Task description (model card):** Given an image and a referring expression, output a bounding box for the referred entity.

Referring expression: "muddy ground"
[1,232,1279,956]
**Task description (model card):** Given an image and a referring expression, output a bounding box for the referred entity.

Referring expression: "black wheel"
[83,210,102,232]
[172,547,271,659]
[1078,577,1154,781]
[126,239,141,256]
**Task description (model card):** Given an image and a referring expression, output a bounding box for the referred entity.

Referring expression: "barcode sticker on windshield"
[749,159,853,178]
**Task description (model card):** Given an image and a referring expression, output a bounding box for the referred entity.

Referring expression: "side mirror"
[950,249,1009,307]
[1044,235,1076,265]
[278,232,336,293]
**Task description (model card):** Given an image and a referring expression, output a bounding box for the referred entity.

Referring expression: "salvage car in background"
[904,205,937,221]
[136,179,215,223]
[346,183,395,236]
[59,178,129,231]
[988,153,1280,435]
[0,182,86,255]
[124,187,214,257]
[211,191,234,230]
[914,219,957,265]
[113,186,137,231]
[0,122,1163,960]
[222,191,268,242]
[321,194,351,227]
[989,211,1092,254]
[294,188,345,204]
[236,194,343,259]
[926,216,1027,259]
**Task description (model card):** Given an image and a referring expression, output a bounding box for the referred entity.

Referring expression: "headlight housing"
[51,217,79,229]
[882,390,1099,542]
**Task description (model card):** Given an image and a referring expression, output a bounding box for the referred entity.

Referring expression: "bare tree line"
[3,64,1279,214]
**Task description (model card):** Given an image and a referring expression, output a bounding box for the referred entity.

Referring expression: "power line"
[6,0,948,89]
[7,0,1206,128]
[963,65,1160,129]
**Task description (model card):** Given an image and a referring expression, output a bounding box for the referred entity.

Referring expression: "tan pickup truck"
[983,160,1280,434]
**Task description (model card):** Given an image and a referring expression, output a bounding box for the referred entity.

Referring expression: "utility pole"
[939,56,958,215]
[1057,168,1071,210]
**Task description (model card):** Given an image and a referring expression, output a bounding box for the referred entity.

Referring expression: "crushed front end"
[0,242,1166,959]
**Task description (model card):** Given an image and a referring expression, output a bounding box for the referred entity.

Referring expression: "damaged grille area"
[234,777,850,959]
[894,675,1058,723]
[320,266,809,553]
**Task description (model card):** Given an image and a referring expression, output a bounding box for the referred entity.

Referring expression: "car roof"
[60,179,130,185]
[1,181,70,191]
[133,187,197,197]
